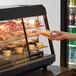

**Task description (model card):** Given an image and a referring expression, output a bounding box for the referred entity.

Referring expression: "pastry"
[6,45,16,48]
[26,30,31,35]
[2,33,13,40]
[0,43,8,47]
[9,32,17,39]
[28,39,35,43]
[0,35,5,41]
[37,29,51,38]
[9,41,20,45]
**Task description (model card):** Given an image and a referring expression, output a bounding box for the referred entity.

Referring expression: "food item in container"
[14,31,23,38]
[3,33,13,40]
[36,42,43,48]
[18,42,26,46]
[0,43,8,47]
[0,33,13,41]
[15,47,23,54]
[9,41,20,45]
[28,39,36,43]
[37,29,51,38]
[28,19,35,27]
[9,30,24,39]
[0,35,5,41]
[19,39,25,42]
[9,32,17,39]
[17,30,24,38]
[23,19,29,28]
[8,19,23,30]
[10,40,26,47]
[19,30,24,37]
[6,45,16,48]
[6,45,16,51]
[29,45,35,51]
[34,16,41,27]
[3,50,11,56]
[26,30,31,35]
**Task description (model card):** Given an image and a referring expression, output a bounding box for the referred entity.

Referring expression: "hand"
[49,31,67,40]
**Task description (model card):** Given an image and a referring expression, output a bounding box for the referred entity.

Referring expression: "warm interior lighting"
[28,19,35,25]
[0,25,5,30]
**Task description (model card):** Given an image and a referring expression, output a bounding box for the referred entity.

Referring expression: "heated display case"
[0,5,55,76]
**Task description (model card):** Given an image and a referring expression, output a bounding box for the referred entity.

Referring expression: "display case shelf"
[0,51,43,70]
[28,45,48,51]
[0,25,44,35]
[27,32,39,37]
[69,62,76,65]
[0,45,48,59]
[26,25,44,29]
[0,32,39,44]
[68,45,76,47]
[68,25,76,28]
[69,5,76,8]
[0,24,43,44]
[69,62,76,69]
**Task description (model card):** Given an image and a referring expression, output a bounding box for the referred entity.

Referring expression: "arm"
[65,33,76,41]
[49,31,76,41]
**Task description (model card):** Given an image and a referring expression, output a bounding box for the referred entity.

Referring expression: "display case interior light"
[0,25,5,30]
[28,19,35,25]
[0,16,41,33]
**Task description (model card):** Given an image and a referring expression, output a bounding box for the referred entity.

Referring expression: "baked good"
[37,29,51,38]
[9,41,19,45]
[3,50,11,56]
[36,42,43,48]
[0,43,8,47]
[6,45,16,48]
[2,33,13,40]
[0,35,5,41]
[9,32,17,39]
[28,39,35,43]
[26,30,31,35]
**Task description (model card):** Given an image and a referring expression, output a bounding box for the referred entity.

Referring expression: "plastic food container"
[3,50,11,56]
[36,42,43,48]
[29,45,35,51]
[15,47,23,54]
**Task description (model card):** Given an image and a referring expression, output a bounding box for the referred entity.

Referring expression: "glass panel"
[0,15,52,71]
[68,0,76,69]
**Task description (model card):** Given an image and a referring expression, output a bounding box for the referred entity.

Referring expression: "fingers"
[48,34,57,40]
[50,31,59,33]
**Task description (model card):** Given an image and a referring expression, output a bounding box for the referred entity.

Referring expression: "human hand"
[49,31,67,40]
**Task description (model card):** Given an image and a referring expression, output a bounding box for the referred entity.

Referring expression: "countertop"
[14,65,75,76]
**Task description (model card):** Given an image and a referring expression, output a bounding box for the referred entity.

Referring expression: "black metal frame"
[0,5,46,21]
[0,5,55,76]
[21,19,31,60]
[43,15,55,55]
[60,0,68,67]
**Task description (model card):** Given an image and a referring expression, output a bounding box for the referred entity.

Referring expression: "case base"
[0,55,55,76]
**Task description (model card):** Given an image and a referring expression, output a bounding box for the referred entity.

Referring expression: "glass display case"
[0,5,55,76]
